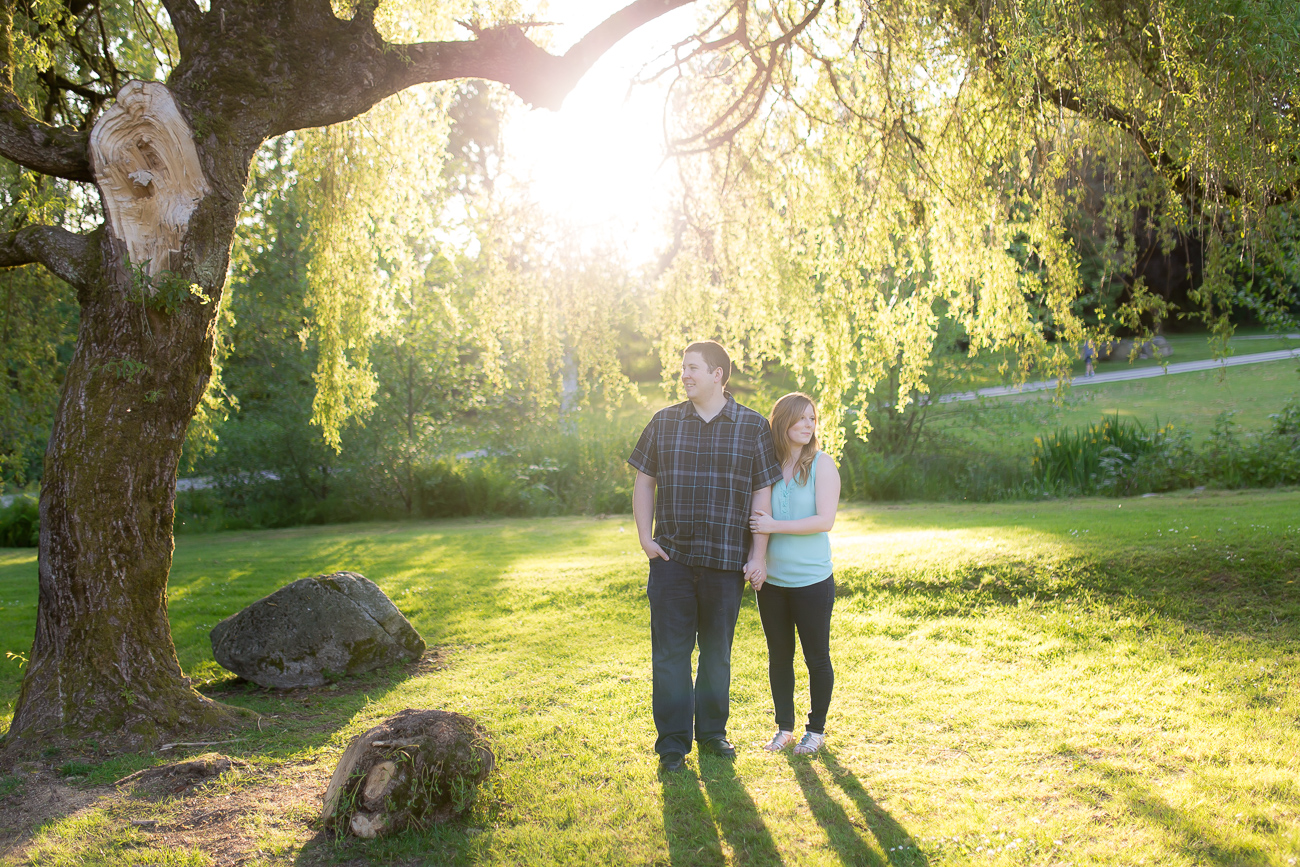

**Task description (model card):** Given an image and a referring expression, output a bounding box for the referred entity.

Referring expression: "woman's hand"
[749,509,777,534]
[744,557,767,591]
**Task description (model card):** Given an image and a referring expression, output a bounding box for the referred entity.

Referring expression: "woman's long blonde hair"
[770,392,818,485]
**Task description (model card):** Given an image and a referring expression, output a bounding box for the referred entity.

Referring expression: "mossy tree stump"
[322,709,495,838]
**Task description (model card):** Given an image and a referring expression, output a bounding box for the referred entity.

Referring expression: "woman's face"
[786,404,817,447]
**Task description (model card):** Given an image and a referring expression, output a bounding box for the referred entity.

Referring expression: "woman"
[749,392,840,755]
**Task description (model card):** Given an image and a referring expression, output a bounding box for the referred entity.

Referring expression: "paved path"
[941,345,1300,403]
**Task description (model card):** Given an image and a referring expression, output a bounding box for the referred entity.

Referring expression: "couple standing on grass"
[628,340,841,773]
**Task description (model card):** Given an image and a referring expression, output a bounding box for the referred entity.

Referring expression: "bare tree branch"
[0,0,94,179]
[39,70,108,105]
[160,0,201,37]
[0,91,93,181]
[390,0,698,111]
[1036,82,1300,206]
[0,224,99,288]
[659,0,826,153]
[265,0,699,137]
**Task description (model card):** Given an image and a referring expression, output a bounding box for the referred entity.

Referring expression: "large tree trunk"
[5,83,248,747]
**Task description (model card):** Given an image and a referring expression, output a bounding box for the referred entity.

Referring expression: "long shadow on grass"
[783,751,926,866]
[1076,759,1271,866]
[832,547,1300,639]
[661,757,784,867]
[700,757,784,866]
[661,766,726,866]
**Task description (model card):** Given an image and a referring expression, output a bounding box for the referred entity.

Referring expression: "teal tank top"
[765,452,833,587]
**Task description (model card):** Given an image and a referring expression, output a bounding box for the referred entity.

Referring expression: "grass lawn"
[1,490,1299,865]
[939,329,1300,393]
[929,359,1300,457]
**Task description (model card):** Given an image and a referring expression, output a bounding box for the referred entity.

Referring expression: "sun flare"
[500,2,694,262]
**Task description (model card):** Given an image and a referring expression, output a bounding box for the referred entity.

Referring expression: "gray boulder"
[1145,335,1173,358]
[1099,336,1172,361]
[210,571,425,688]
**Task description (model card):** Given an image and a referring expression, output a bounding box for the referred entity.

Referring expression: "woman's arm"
[749,453,841,535]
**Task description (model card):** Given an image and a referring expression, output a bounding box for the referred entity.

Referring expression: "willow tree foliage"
[647,0,1300,455]
[0,265,76,488]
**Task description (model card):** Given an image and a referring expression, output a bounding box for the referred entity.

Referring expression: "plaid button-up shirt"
[628,394,783,571]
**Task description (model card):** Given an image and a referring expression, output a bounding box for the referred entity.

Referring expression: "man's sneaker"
[658,751,685,772]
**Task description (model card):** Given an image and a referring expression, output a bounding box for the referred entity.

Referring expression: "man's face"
[681,351,722,400]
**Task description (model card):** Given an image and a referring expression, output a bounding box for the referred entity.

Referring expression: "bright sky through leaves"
[503,1,695,262]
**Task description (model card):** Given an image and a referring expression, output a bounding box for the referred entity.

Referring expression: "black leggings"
[756,575,835,734]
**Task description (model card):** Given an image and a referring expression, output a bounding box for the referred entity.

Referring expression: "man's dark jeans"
[647,557,745,756]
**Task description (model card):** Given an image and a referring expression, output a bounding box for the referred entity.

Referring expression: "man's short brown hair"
[684,340,731,387]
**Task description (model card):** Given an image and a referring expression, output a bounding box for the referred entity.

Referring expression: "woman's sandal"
[794,732,825,755]
[762,730,796,752]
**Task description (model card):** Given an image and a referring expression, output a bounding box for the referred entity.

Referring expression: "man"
[628,340,783,772]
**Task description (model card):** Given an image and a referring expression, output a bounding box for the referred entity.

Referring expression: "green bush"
[174,395,1300,526]
[1197,406,1300,489]
[412,411,638,518]
[1026,400,1300,497]
[176,409,642,531]
[840,441,1030,502]
[0,496,38,547]
[843,396,1300,503]
[1029,415,1173,494]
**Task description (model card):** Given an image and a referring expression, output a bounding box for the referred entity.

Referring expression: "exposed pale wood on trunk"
[90,82,211,277]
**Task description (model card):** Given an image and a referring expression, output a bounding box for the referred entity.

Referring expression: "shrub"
[177,408,643,530]
[412,411,639,518]
[840,441,1030,502]
[1029,415,1169,494]
[0,495,38,547]
[1197,406,1300,489]
[1026,400,1300,498]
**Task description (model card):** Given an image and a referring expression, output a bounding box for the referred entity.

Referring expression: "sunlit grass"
[20,799,210,866]
[1,491,1298,864]
[940,328,1300,393]
[931,359,1300,458]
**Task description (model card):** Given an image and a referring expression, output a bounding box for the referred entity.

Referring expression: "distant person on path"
[1082,340,1096,378]
[748,392,841,756]
[628,340,783,773]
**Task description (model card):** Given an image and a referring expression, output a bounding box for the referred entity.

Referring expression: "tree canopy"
[643,0,1300,451]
